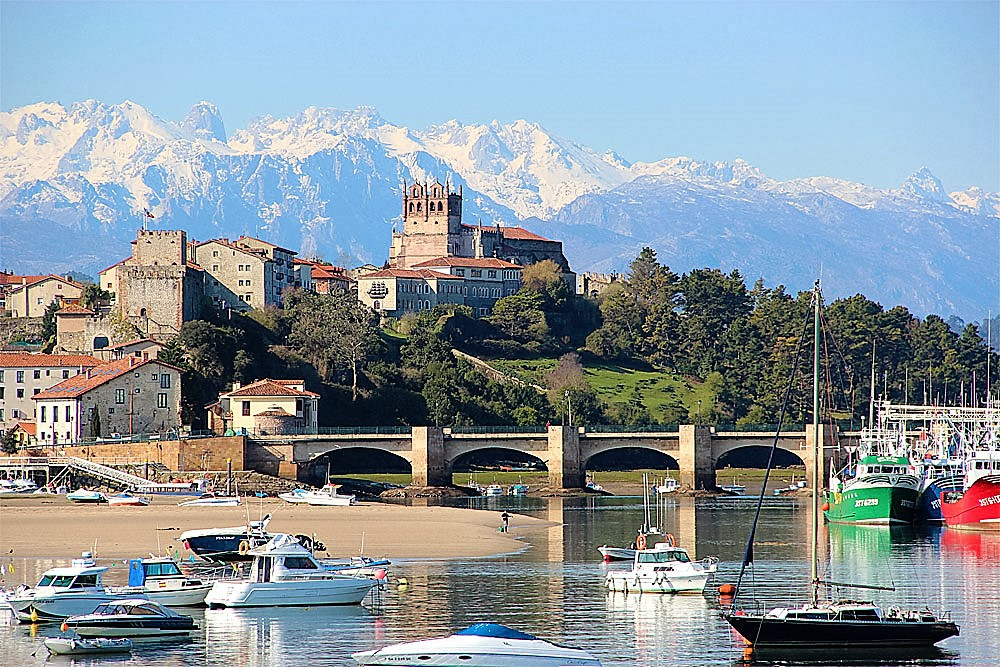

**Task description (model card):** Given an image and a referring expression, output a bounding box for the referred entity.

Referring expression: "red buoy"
[821,502,831,511]
[718,583,736,596]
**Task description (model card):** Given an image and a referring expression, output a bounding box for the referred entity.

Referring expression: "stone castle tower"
[389,181,463,268]
[119,230,202,333]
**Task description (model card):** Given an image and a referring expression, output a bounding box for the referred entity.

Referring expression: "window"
[212,264,219,272]
[296,399,303,414]
[160,374,171,389]
[108,407,114,414]
[0,387,3,398]
[471,269,482,277]
[16,388,24,399]
[488,270,497,278]
[65,406,71,421]
[242,401,251,416]
[33,370,41,379]
[135,387,141,394]
[212,250,219,257]
[116,388,126,404]
[238,280,244,287]
[33,388,40,395]
[41,406,46,422]
[16,371,24,383]
[62,370,70,379]
[151,373,158,381]
[53,407,58,422]
[0,370,4,381]
[37,297,43,305]
[245,294,251,302]
[157,393,168,408]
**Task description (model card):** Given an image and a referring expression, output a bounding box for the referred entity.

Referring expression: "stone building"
[577,272,625,298]
[388,181,573,276]
[410,257,523,316]
[94,338,164,362]
[102,230,204,337]
[33,356,182,444]
[191,236,296,310]
[6,275,83,318]
[0,352,102,429]
[294,259,352,294]
[207,379,319,435]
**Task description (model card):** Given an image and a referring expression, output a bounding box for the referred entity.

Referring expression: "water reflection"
[1,497,997,666]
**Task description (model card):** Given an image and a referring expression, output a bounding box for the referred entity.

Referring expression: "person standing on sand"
[500,511,510,532]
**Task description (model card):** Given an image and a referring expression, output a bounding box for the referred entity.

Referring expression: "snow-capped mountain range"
[1,100,997,320]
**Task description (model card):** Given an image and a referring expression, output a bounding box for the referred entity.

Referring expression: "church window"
[416,202,422,212]
[438,201,444,211]
[409,203,414,213]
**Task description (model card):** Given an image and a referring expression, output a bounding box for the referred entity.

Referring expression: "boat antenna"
[731,288,816,605]
[810,280,822,607]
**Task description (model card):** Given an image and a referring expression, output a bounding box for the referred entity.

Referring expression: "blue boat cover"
[127,560,145,587]
[455,624,537,640]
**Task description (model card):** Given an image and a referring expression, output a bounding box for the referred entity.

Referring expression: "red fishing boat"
[941,447,1000,531]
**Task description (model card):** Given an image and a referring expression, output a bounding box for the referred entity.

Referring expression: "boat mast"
[811,280,821,606]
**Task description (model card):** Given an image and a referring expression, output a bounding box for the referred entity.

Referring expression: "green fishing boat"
[825,455,919,525]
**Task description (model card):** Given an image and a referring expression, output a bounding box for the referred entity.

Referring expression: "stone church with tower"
[388,180,573,275]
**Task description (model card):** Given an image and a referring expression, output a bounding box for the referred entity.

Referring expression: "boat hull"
[597,546,634,561]
[824,480,918,525]
[67,617,197,638]
[915,475,963,523]
[9,591,132,622]
[941,476,1000,531]
[204,577,376,608]
[352,636,601,666]
[605,571,710,594]
[44,637,132,655]
[726,614,959,649]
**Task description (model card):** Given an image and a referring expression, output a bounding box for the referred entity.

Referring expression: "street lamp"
[697,400,702,425]
[565,390,573,427]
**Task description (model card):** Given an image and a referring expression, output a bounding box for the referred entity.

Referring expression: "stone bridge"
[252,424,857,489]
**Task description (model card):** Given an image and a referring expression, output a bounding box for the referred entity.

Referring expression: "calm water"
[2,495,998,666]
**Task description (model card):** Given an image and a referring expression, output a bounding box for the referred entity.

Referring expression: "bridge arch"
[305,447,412,486]
[714,445,805,470]
[585,446,679,472]
[450,447,547,473]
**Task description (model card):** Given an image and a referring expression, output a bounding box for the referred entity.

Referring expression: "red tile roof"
[98,258,130,275]
[361,268,462,280]
[223,379,320,398]
[462,224,553,242]
[8,274,80,292]
[0,353,101,368]
[15,421,36,436]
[236,235,297,255]
[411,257,522,269]
[32,357,181,400]
[196,238,262,258]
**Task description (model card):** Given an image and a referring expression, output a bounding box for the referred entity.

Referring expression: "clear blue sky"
[3,1,997,192]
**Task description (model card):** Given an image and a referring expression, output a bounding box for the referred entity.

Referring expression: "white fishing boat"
[352,623,602,666]
[44,637,132,655]
[597,472,660,561]
[605,538,718,594]
[66,488,106,503]
[0,477,39,495]
[6,552,146,622]
[655,478,678,494]
[484,484,504,497]
[110,557,214,606]
[204,534,378,608]
[63,598,198,637]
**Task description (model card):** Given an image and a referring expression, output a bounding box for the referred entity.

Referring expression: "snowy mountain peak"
[900,167,948,202]
[181,101,226,143]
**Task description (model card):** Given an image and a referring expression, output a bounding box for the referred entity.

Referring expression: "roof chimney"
[232,381,241,390]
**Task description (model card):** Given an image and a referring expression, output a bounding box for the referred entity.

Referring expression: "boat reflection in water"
[605,589,720,665]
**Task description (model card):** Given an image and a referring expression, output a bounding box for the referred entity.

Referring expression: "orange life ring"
[665,533,675,547]
[238,540,251,555]
[636,534,647,550]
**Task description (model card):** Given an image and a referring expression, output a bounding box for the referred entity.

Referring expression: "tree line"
[157,249,997,429]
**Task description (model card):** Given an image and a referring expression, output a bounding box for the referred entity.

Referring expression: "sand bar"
[0,496,547,561]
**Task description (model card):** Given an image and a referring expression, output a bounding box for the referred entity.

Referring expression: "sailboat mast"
[811,281,821,606]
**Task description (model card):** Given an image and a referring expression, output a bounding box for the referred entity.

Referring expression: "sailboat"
[597,472,660,561]
[723,282,959,653]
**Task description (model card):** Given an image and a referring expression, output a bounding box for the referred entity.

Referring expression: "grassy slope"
[489,357,719,423]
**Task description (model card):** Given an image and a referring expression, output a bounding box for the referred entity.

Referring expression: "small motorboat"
[204,534,377,608]
[352,623,602,666]
[63,598,198,637]
[109,557,214,606]
[6,552,145,622]
[605,537,719,594]
[0,478,39,495]
[655,478,678,494]
[178,491,240,507]
[66,488,106,503]
[508,483,529,496]
[597,545,636,561]
[484,484,504,497]
[107,492,150,507]
[279,485,357,506]
[44,637,133,655]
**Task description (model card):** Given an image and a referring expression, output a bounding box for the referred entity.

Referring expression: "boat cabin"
[248,537,329,582]
[35,553,108,591]
[636,547,691,565]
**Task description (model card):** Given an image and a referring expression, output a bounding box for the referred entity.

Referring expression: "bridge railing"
[714,423,784,433]
[585,424,680,433]
[447,426,548,434]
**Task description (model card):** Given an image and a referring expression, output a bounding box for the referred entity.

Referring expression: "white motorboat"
[44,637,132,655]
[107,491,150,507]
[63,598,198,637]
[66,488,106,503]
[352,622,602,666]
[483,484,504,497]
[596,545,636,561]
[655,478,678,494]
[178,491,240,507]
[204,534,378,608]
[279,484,357,506]
[6,552,146,622]
[0,478,39,495]
[605,539,718,594]
[109,557,214,606]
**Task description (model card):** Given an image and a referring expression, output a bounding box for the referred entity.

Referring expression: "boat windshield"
[37,574,55,586]
[145,562,182,577]
[455,623,537,640]
[638,550,690,564]
[41,575,76,588]
[71,574,100,588]
[281,556,319,570]
[127,604,161,615]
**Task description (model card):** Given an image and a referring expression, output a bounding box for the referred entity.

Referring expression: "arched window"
[373,301,380,310]
[140,308,147,317]
[93,336,109,350]
[409,203,414,213]
[437,201,444,211]
[416,202,422,212]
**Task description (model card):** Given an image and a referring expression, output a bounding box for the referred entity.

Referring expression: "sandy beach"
[0,496,549,562]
